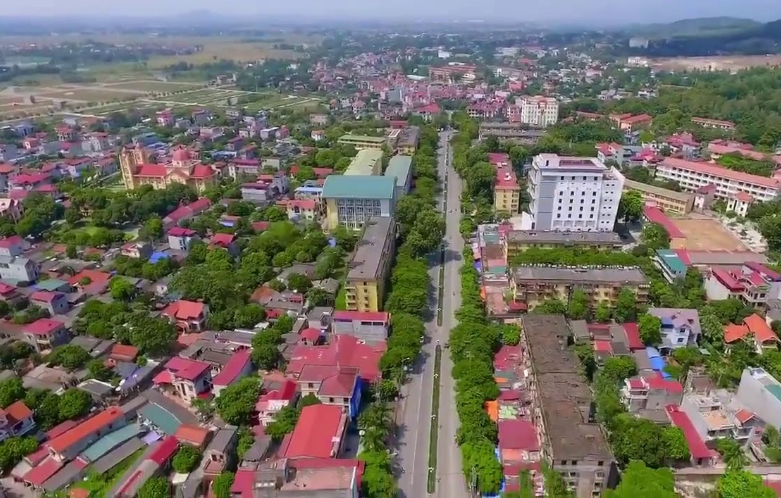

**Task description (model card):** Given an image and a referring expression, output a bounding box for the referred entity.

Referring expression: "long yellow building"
[337,134,387,150]
[344,217,396,312]
[623,179,694,215]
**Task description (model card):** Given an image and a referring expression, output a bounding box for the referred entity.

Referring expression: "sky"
[4,0,781,24]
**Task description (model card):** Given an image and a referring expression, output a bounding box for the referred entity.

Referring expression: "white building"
[527,154,624,232]
[517,96,559,128]
[656,157,781,203]
[736,367,781,429]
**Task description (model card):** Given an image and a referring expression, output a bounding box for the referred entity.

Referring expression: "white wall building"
[527,154,624,232]
[517,96,559,128]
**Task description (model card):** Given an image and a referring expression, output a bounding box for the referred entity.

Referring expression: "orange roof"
[110,344,139,361]
[174,424,211,447]
[744,314,777,343]
[3,400,32,424]
[162,300,205,321]
[485,400,499,422]
[48,407,124,454]
[724,324,749,343]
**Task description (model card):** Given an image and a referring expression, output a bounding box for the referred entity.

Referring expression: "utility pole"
[469,465,478,496]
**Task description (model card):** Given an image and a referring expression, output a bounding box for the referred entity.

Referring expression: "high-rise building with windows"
[527,154,624,232]
[518,96,559,128]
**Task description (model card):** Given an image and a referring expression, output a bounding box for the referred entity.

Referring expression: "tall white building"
[527,154,625,232]
[518,96,559,128]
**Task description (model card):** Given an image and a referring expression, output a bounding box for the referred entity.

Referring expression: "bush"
[172,445,201,473]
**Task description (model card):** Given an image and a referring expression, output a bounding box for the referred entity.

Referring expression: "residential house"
[120,242,152,260]
[201,426,237,483]
[167,227,199,252]
[174,424,212,449]
[287,334,385,384]
[0,401,35,442]
[162,198,212,229]
[704,262,781,307]
[724,314,779,354]
[680,389,762,449]
[331,311,390,342]
[161,300,209,332]
[208,233,239,257]
[737,367,781,429]
[281,404,348,459]
[647,308,701,352]
[211,350,253,397]
[665,405,720,467]
[23,319,69,353]
[654,249,688,283]
[0,282,23,304]
[29,291,69,315]
[256,379,298,426]
[286,199,318,221]
[621,372,683,423]
[297,365,361,418]
[153,357,213,403]
[0,236,29,257]
[0,199,23,222]
[46,407,127,461]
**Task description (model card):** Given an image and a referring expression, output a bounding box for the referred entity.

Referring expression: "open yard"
[102,80,205,93]
[38,88,139,103]
[651,55,781,72]
[672,218,747,251]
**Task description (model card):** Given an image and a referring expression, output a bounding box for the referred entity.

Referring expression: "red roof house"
[281,404,348,459]
[287,335,386,383]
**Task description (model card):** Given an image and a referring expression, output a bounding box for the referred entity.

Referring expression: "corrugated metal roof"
[322,175,395,200]
[80,423,143,462]
[139,403,182,435]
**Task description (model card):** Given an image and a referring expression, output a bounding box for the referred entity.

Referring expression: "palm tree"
[361,426,387,453]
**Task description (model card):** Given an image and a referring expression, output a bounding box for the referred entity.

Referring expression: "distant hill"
[625,17,781,57]
[626,17,762,40]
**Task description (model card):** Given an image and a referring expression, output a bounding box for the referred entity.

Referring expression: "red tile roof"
[745,261,781,281]
[0,235,24,248]
[724,324,750,344]
[622,323,644,350]
[497,419,539,451]
[67,269,111,287]
[744,314,777,343]
[3,400,32,424]
[135,164,167,177]
[645,372,683,393]
[666,404,714,459]
[712,269,744,292]
[661,157,781,189]
[212,350,252,387]
[168,226,196,237]
[110,344,139,361]
[300,328,322,342]
[643,205,686,239]
[0,282,16,295]
[148,436,179,465]
[162,357,211,382]
[210,233,235,247]
[315,367,359,398]
[48,407,124,454]
[30,291,61,303]
[23,318,63,336]
[287,335,385,382]
[174,425,211,447]
[283,405,346,459]
[593,340,613,353]
[24,456,63,486]
[162,300,205,321]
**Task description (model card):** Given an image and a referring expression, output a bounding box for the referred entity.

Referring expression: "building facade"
[344,217,396,313]
[336,135,386,150]
[623,179,694,215]
[527,154,624,232]
[518,96,559,128]
[505,230,623,258]
[119,146,218,193]
[323,176,396,231]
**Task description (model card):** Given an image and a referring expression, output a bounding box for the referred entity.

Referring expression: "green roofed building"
[654,249,687,283]
[384,155,413,198]
[323,175,396,230]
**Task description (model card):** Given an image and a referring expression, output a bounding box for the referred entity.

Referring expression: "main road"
[396,130,469,498]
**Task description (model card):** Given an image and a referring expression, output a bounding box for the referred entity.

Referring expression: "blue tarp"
[646,347,661,358]
[149,252,169,263]
[475,262,482,272]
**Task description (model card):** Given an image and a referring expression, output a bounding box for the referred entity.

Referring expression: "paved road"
[436,131,469,498]
[396,130,469,498]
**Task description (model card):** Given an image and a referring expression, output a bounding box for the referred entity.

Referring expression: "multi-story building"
[511,267,649,310]
[654,249,688,283]
[527,154,624,232]
[623,179,694,215]
[680,389,762,448]
[395,126,420,155]
[494,163,520,214]
[323,176,396,231]
[331,310,390,342]
[119,146,218,193]
[0,401,35,443]
[621,372,683,423]
[344,217,396,313]
[521,314,618,497]
[655,157,781,202]
[647,308,701,352]
[344,149,382,176]
[692,117,736,131]
[336,134,386,151]
[737,367,781,429]
[704,262,781,307]
[384,155,413,199]
[518,96,559,128]
[505,230,623,258]
[479,123,546,145]
[0,255,38,282]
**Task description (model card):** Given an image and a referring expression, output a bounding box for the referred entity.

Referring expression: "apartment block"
[704,262,781,307]
[517,96,559,128]
[680,390,762,448]
[527,154,624,232]
[521,314,618,498]
[323,176,396,231]
[344,217,396,313]
[505,230,622,258]
[494,162,521,214]
[344,149,382,176]
[623,179,694,215]
[656,157,781,202]
[511,267,649,310]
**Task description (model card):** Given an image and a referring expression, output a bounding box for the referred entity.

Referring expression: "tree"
[0,378,25,408]
[58,389,92,420]
[617,191,644,224]
[212,472,235,498]
[265,405,299,441]
[233,304,266,329]
[717,470,777,498]
[612,416,667,467]
[287,273,312,293]
[47,345,91,371]
[122,314,178,356]
[109,277,136,301]
[595,302,612,323]
[138,477,169,498]
[568,290,590,320]
[0,436,38,471]
[501,325,521,346]
[606,461,676,498]
[638,314,662,346]
[191,398,215,420]
[642,222,671,251]
[172,445,202,473]
[139,216,164,241]
[215,377,261,425]
[662,426,690,462]
[614,288,638,323]
[715,438,748,470]
[531,299,567,315]
[87,359,113,382]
